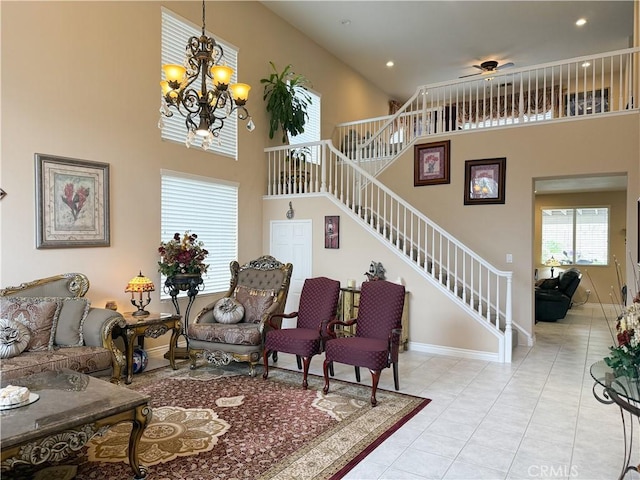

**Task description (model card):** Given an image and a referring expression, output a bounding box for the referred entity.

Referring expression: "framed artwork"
[464,157,506,205]
[324,215,339,249]
[35,153,110,248]
[565,88,609,116]
[414,140,450,186]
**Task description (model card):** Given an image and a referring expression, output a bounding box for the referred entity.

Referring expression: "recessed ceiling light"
[386,61,394,68]
[341,19,351,26]
[576,18,587,26]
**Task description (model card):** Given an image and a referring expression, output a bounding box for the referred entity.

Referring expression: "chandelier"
[158,0,254,150]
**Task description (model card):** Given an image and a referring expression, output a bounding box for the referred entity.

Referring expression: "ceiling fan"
[459,60,515,78]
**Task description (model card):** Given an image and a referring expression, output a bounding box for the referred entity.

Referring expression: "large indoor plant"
[260,61,312,144]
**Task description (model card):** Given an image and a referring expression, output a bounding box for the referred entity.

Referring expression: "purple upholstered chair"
[262,277,341,388]
[322,280,405,406]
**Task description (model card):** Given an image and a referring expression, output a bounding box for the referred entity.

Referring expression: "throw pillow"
[234,286,276,324]
[55,298,90,347]
[0,317,31,359]
[213,297,245,324]
[0,297,62,351]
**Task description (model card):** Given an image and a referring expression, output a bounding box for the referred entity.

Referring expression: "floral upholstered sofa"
[0,273,126,383]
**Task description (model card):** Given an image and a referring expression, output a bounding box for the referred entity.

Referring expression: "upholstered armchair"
[187,255,293,376]
[323,280,406,406]
[535,267,582,322]
[262,276,341,388]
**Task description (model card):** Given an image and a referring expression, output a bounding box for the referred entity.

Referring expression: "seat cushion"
[188,323,262,346]
[0,346,113,382]
[265,328,322,357]
[325,336,389,371]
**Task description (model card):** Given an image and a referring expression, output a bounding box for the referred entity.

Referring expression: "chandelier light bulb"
[230,83,251,105]
[162,64,186,84]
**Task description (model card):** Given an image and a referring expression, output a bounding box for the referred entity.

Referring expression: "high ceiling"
[262,1,635,101]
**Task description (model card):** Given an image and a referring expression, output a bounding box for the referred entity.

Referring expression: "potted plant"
[260,62,312,144]
[158,231,209,288]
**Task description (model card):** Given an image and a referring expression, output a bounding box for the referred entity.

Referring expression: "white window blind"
[541,207,609,266]
[161,170,238,298]
[290,89,321,145]
[161,8,238,159]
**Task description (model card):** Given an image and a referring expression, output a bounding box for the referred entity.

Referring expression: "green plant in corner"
[260,62,312,144]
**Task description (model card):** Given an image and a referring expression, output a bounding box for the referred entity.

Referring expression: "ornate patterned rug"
[54,364,429,479]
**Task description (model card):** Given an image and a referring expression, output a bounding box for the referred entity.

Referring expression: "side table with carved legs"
[117,312,182,384]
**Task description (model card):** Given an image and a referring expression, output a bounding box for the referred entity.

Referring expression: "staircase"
[264,47,640,363]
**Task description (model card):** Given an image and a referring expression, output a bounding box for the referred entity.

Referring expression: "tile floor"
[277,303,635,480]
[149,303,636,479]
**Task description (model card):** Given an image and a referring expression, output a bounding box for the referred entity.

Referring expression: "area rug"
[71,364,429,479]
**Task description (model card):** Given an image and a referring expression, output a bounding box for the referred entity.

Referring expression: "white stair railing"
[265,141,514,362]
[334,47,639,177]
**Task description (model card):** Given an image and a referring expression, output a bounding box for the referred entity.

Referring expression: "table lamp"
[125,271,155,317]
[545,257,561,278]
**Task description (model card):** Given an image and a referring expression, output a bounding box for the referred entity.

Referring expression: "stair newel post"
[504,273,513,363]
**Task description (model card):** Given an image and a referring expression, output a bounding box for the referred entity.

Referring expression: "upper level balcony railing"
[333,47,639,176]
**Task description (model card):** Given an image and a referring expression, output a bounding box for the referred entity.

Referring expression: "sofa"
[0,273,126,383]
[535,268,582,322]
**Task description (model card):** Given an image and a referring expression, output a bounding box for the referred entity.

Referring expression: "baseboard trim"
[407,342,500,362]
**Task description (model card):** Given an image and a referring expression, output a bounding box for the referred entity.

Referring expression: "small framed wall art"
[464,157,506,205]
[324,215,339,249]
[414,140,450,186]
[35,153,110,248]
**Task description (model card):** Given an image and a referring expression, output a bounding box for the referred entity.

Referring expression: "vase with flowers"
[605,300,640,379]
[158,231,209,279]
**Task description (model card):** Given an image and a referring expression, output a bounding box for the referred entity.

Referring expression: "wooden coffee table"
[0,369,151,479]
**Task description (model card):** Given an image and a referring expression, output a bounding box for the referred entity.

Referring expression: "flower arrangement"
[605,301,640,379]
[158,231,209,277]
[601,258,640,379]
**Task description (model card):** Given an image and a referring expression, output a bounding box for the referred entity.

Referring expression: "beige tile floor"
[148,303,635,479]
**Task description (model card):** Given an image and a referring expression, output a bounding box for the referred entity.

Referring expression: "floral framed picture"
[324,215,339,249]
[464,157,506,205]
[414,140,450,186]
[35,153,110,248]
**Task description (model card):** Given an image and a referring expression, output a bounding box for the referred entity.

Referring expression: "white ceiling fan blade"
[496,62,515,70]
[459,72,482,78]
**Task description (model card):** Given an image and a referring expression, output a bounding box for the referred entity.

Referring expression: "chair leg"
[301,356,311,389]
[392,362,400,390]
[370,369,381,407]
[322,359,331,394]
[296,355,302,370]
[262,349,270,380]
[329,362,334,377]
[355,366,361,382]
[272,351,278,362]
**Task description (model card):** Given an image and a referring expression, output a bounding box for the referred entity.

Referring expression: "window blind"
[161,8,239,159]
[541,207,609,266]
[290,89,321,163]
[161,170,238,298]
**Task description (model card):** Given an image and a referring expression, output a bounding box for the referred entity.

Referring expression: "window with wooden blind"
[541,207,609,266]
[161,8,239,159]
[160,170,238,298]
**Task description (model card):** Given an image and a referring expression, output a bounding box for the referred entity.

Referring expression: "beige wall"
[0,1,389,349]
[377,115,639,338]
[262,196,499,354]
[534,191,628,304]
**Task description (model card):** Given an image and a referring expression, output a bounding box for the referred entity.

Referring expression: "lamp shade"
[163,64,186,84]
[230,83,251,104]
[210,65,234,88]
[125,272,155,293]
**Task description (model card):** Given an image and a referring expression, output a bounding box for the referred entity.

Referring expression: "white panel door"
[270,220,312,326]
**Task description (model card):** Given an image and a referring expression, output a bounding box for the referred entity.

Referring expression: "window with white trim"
[161,8,239,159]
[541,207,609,266]
[290,89,321,163]
[161,170,238,298]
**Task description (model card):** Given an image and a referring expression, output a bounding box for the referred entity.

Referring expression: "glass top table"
[1,369,151,478]
[590,360,640,479]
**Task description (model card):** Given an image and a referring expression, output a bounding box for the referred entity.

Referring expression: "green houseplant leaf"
[260,62,312,144]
